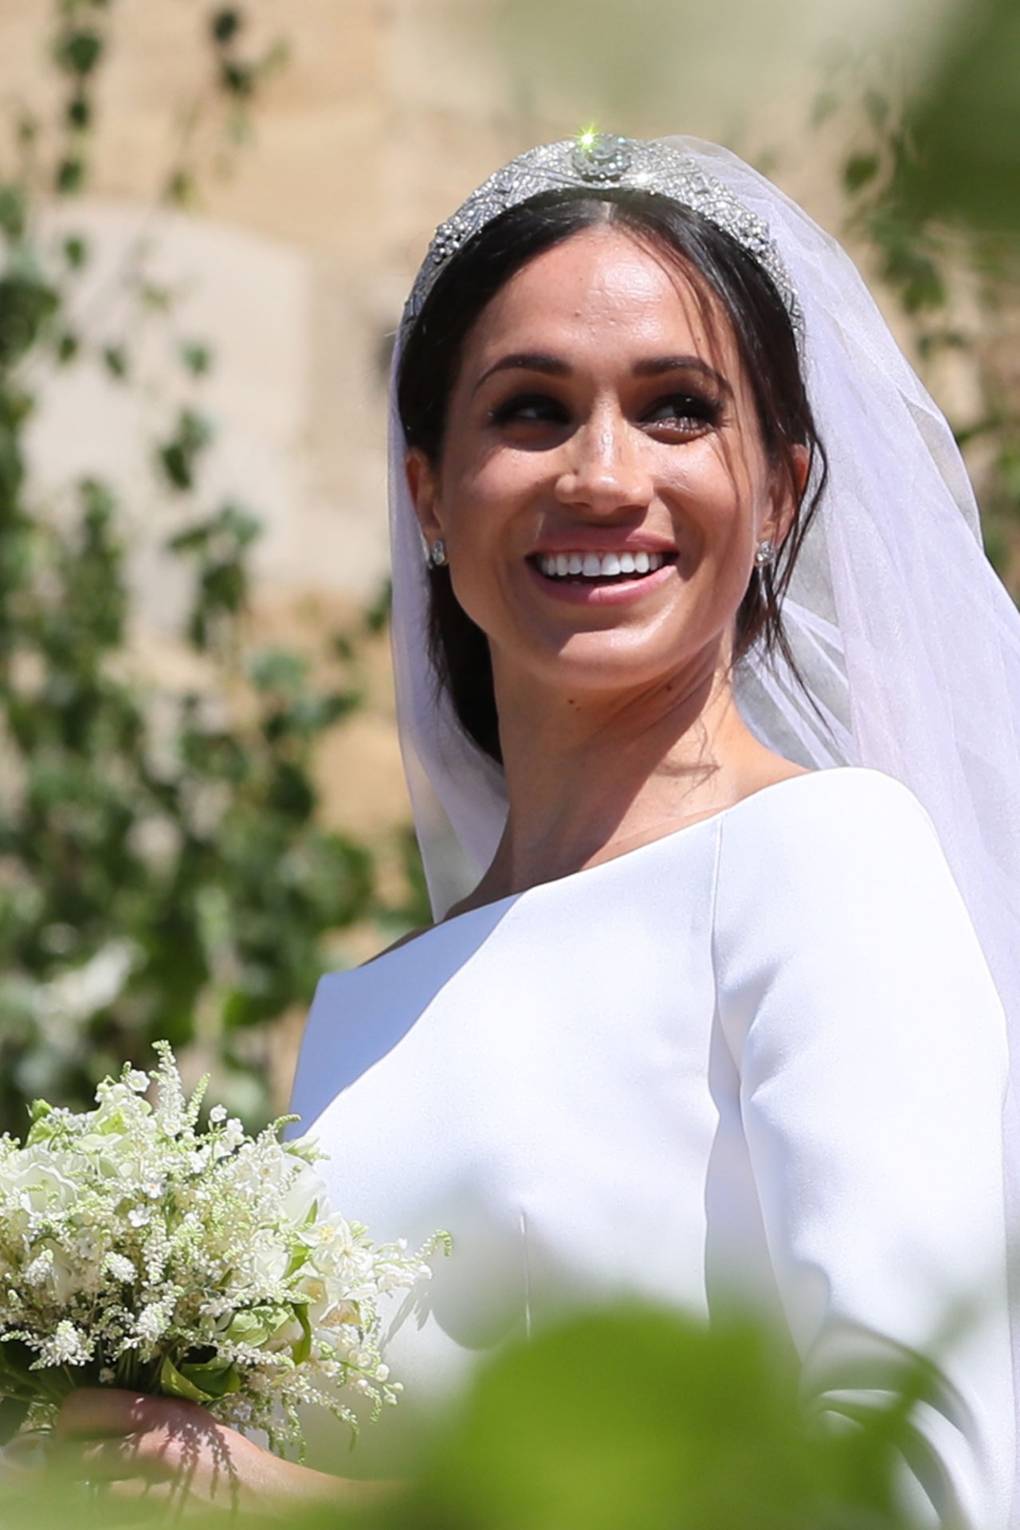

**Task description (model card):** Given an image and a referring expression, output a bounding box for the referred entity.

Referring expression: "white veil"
[386,136,1020,1520]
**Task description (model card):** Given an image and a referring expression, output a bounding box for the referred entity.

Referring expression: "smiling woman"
[398,191,822,769]
[68,135,1020,1528]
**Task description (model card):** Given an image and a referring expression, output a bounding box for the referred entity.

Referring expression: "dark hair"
[397,190,827,765]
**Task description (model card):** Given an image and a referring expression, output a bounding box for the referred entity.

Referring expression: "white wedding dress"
[289,765,1015,1528]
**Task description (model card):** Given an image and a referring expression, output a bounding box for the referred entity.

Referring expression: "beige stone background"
[0,0,971,942]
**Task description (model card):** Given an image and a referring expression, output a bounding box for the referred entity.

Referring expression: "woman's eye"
[488,393,568,427]
[643,393,722,431]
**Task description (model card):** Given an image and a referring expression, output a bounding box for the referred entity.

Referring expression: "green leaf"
[843,152,880,192]
[55,157,85,195]
[102,343,127,379]
[159,1354,214,1405]
[163,168,195,208]
[65,93,91,131]
[291,1302,312,1366]
[0,274,59,365]
[62,234,89,269]
[0,184,27,241]
[179,340,213,376]
[250,648,308,694]
[176,1358,240,1399]
[220,60,255,98]
[211,8,243,45]
[53,29,104,77]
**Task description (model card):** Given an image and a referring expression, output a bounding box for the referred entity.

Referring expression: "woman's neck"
[461,649,794,910]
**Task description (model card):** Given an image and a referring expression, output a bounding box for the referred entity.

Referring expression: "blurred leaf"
[409,1304,915,1530]
[54,156,85,195]
[15,111,38,149]
[52,28,104,76]
[898,0,1020,238]
[164,167,196,208]
[259,37,292,79]
[65,92,91,130]
[220,60,255,98]
[843,152,879,192]
[55,330,78,364]
[101,342,127,379]
[180,339,213,376]
[156,408,215,491]
[0,274,59,366]
[363,577,392,635]
[0,185,27,242]
[61,233,88,268]
[250,648,309,695]
[211,7,243,45]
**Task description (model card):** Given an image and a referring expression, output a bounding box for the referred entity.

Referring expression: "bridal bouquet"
[0,1044,446,1457]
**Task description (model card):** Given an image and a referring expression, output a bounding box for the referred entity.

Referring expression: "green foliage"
[0,1,384,1131]
[0,1303,926,1527]
[896,0,1020,239]
[817,57,1020,597]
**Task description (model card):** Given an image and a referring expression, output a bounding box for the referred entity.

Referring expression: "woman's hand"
[52,1389,396,1520]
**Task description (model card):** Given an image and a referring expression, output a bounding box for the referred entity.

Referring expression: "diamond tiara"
[401,133,804,346]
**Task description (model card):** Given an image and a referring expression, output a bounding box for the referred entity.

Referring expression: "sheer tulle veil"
[386,135,1020,1520]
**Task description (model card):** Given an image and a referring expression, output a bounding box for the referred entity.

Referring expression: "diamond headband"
[401,133,805,345]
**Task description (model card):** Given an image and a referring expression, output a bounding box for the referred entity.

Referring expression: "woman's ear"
[405,448,444,546]
[764,443,811,550]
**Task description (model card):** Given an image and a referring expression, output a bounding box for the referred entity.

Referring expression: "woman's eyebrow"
[632,355,731,393]
[472,352,731,394]
[473,353,569,392]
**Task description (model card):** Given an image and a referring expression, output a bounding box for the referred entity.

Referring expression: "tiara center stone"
[571,133,633,184]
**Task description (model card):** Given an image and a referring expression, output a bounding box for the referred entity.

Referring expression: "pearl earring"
[428,538,448,568]
[755,538,775,569]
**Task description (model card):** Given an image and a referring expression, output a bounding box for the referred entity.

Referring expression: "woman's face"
[408,225,804,702]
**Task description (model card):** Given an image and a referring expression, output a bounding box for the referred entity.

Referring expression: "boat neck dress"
[288,765,1015,1528]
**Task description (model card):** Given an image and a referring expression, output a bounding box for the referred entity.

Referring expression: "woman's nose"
[554,414,653,515]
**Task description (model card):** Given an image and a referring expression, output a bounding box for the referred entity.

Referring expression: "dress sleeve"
[713,769,1015,1529]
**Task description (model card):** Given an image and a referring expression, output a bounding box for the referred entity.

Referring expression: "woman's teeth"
[537,551,668,580]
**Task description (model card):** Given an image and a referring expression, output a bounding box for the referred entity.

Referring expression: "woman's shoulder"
[714,763,982,967]
[722,764,935,852]
[714,764,954,938]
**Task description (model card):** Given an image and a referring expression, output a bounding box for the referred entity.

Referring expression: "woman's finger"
[52,1436,156,1483]
[103,1479,176,1501]
[104,1472,245,1516]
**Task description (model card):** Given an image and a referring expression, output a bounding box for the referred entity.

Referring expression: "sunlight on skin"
[42,1389,400,1519]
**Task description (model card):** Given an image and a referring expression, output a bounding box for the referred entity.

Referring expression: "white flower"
[209,1105,227,1125]
[9,1155,77,1213]
[135,1303,169,1345]
[104,1254,136,1284]
[24,1250,54,1286]
[39,1320,89,1367]
[125,1070,150,1094]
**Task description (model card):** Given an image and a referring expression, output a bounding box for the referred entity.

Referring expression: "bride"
[53,135,1020,1527]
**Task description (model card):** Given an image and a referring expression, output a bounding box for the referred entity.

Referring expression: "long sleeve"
[713,768,1015,1528]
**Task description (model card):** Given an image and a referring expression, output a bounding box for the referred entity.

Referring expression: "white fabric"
[290,768,1014,1526]
[385,138,1020,1520]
